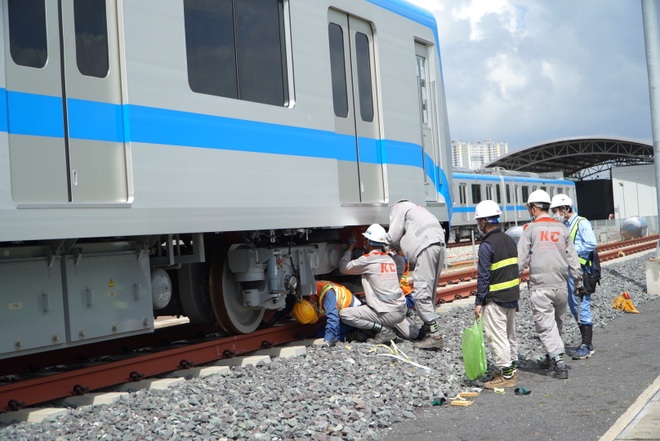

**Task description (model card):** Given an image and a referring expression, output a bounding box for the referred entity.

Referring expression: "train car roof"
[367,0,437,31]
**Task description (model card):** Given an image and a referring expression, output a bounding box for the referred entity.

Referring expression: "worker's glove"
[347,237,356,246]
[575,286,587,298]
[319,339,337,348]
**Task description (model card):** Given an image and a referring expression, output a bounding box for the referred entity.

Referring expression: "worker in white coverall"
[386,200,445,349]
[339,224,419,344]
[517,190,584,379]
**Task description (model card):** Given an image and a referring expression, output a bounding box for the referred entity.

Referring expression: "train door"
[415,42,439,202]
[328,10,385,204]
[4,0,129,205]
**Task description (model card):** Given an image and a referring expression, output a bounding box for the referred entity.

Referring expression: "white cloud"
[485,53,528,97]
[451,0,522,41]
[405,0,652,151]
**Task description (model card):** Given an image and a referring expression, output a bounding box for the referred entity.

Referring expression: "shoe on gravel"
[371,327,397,344]
[413,333,443,349]
[415,324,430,341]
[549,360,569,379]
[538,354,553,369]
[572,344,595,360]
[484,373,517,389]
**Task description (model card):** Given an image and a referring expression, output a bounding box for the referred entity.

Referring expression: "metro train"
[450,168,577,242]
[0,0,453,359]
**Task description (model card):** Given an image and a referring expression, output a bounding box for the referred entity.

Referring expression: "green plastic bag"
[461,315,487,380]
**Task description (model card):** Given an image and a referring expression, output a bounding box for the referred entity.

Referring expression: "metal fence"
[592,216,658,244]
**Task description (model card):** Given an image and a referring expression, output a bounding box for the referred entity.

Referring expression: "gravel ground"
[0,251,657,441]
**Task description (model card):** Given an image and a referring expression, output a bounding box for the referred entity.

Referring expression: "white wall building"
[452,140,508,170]
[611,164,658,219]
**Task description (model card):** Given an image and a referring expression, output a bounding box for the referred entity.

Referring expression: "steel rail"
[0,322,322,412]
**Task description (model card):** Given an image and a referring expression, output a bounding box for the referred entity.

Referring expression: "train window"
[8,0,47,68]
[416,55,429,125]
[184,0,288,106]
[496,185,502,204]
[485,185,493,200]
[506,185,511,203]
[521,186,529,204]
[458,183,467,205]
[514,185,520,204]
[471,184,481,204]
[74,0,109,78]
[328,24,349,118]
[355,32,374,122]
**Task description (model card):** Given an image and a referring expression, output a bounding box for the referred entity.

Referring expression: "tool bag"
[569,217,601,294]
[582,249,601,294]
[461,315,487,380]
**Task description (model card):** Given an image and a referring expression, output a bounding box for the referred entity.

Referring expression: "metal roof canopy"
[486,137,653,180]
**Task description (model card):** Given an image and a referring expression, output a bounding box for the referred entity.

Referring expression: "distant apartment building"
[452,140,508,170]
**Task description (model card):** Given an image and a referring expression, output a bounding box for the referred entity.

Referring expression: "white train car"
[451,169,576,242]
[0,0,453,358]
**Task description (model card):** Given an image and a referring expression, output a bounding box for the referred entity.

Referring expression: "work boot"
[484,373,517,389]
[538,354,553,369]
[548,359,569,380]
[416,324,430,341]
[413,332,443,349]
[347,329,372,343]
[572,344,595,360]
[371,327,397,345]
[573,324,595,360]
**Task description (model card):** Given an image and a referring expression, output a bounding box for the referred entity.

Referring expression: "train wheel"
[209,246,264,334]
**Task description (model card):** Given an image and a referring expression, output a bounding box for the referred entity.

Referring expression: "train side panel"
[0,0,452,359]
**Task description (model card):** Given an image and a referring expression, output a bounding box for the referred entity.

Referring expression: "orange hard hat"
[292,299,318,325]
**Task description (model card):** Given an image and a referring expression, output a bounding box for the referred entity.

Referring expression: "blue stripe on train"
[0,89,453,214]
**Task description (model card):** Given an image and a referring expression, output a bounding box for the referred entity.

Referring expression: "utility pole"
[641,0,660,257]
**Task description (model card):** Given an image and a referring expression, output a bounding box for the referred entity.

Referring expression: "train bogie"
[0,0,453,358]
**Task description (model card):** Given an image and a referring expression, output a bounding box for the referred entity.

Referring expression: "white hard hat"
[363,224,388,243]
[526,189,551,206]
[474,200,502,220]
[550,194,573,209]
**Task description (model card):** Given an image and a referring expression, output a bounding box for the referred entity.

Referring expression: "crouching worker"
[338,224,419,344]
[292,280,361,347]
[472,200,520,389]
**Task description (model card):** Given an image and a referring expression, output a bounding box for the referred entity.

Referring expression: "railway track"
[436,235,659,304]
[0,236,656,416]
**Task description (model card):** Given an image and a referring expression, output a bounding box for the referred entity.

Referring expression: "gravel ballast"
[0,251,657,441]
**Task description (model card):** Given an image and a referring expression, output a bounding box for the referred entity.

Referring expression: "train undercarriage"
[0,228,350,360]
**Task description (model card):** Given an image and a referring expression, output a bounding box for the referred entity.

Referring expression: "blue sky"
[407,0,653,152]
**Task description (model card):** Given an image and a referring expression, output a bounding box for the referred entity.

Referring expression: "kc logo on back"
[380,263,396,273]
[539,231,560,242]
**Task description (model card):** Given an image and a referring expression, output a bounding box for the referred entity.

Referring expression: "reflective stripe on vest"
[569,217,592,266]
[400,261,412,295]
[489,278,520,292]
[488,252,519,293]
[317,283,353,315]
[490,257,518,271]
